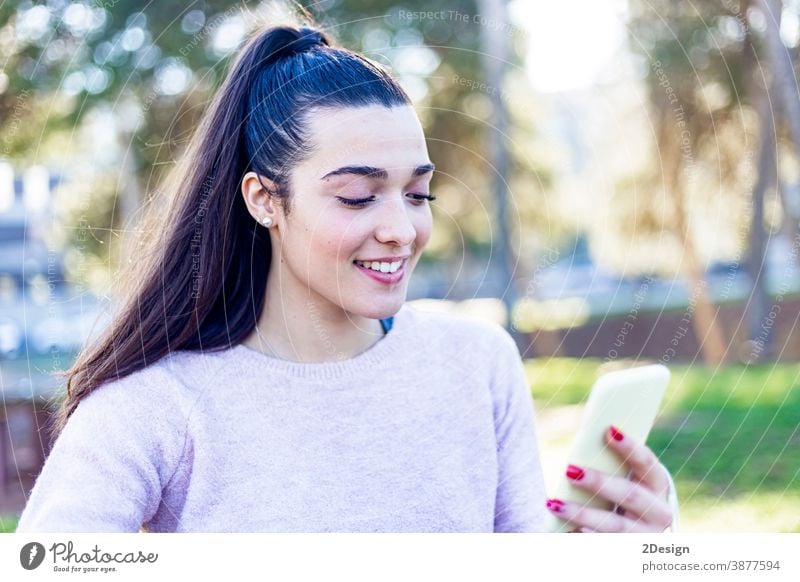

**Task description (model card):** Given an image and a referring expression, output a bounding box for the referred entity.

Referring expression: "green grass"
[527,358,800,532]
[1,515,19,533]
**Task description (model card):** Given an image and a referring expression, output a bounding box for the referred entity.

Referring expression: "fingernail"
[566,464,585,481]
[609,425,624,441]
[546,498,565,513]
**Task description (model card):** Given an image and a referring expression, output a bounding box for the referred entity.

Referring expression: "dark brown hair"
[51,23,411,439]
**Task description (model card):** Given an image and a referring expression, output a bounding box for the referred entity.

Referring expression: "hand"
[546,425,674,533]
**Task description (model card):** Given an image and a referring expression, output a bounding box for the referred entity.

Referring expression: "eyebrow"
[320,163,435,180]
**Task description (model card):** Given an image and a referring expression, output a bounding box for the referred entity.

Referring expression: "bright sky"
[509,0,629,93]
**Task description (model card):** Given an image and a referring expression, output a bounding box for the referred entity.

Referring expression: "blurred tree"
[625,0,800,364]
[748,0,800,361]
[746,72,777,361]
[1,0,255,279]
[760,0,800,247]
[762,0,800,159]
[475,0,517,339]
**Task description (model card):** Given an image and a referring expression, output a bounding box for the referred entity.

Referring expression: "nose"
[373,195,416,247]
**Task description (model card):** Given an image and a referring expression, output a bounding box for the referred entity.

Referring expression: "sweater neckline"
[227,303,413,381]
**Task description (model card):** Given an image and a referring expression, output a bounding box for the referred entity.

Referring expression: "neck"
[242,279,385,364]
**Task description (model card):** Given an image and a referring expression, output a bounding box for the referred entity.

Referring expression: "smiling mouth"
[352,257,409,284]
[352,257,408,273]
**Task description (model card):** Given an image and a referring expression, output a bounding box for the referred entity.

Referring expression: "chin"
[348,298,405,320]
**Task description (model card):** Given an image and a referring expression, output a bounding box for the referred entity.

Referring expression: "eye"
[335,193,437,208]
[409,193,436,204]
[336,195,376,207]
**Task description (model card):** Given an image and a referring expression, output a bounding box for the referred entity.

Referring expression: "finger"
[545,497,657,533]
[564,463,673,527]
[606,425,670,500]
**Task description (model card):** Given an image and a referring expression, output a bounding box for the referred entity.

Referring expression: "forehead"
[301,104,429,171]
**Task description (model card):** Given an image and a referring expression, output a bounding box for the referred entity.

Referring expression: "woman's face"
[244,104,434,320]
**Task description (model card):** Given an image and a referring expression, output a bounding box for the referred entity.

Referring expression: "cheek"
[298,207,434,264]
[414,212,434,248]
[308,215,366,263]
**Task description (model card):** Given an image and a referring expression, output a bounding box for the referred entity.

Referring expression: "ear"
[241,171,279,225]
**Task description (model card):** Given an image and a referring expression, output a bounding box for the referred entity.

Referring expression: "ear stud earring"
[261,217,273,227]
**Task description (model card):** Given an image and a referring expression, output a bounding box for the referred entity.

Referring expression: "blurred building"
[0,161,70,515]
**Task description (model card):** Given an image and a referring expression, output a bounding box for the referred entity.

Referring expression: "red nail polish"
[546,498,565,513]
[566,464,585,481]
[610,425,624,441]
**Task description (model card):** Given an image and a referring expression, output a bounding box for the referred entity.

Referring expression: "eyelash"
[337,194,437,207]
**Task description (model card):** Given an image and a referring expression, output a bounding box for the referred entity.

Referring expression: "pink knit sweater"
[16,302,547,532]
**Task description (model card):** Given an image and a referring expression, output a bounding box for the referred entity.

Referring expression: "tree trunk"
[761,0,800,264]
[661,110,730,365]
[672,193,731,365]
[744,87,777,361]
[476,0,523,346]
[761,0,800,152]
[741,4,782,361]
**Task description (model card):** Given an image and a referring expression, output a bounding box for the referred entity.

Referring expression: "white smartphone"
[544,363,671,533]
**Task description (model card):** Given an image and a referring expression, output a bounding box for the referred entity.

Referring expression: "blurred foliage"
[0,0,555,288]
[618,0,771,266]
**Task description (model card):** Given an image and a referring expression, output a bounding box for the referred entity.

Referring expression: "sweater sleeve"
[15,365,189,533]
[489,327,548,532]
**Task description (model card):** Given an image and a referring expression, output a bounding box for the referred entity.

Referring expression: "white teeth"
[356,260,403,273]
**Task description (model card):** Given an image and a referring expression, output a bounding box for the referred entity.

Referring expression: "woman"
[16,23,674,533]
